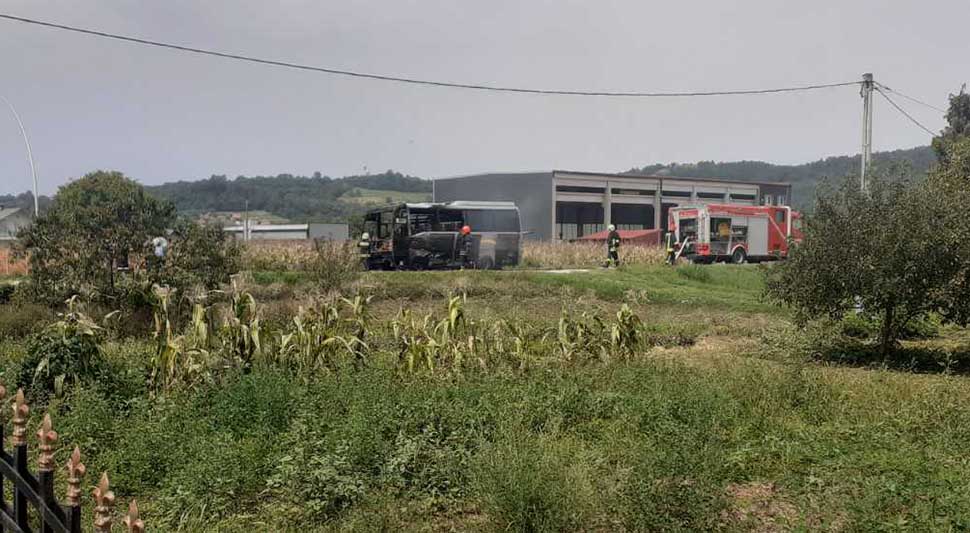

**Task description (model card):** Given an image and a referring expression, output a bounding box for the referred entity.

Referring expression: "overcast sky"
[1,0,965,195]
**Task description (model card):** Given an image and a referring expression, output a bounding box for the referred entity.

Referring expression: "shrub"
[308,239,361,292]
[17,297,105,396]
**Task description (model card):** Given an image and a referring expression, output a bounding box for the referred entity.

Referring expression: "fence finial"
[124,500,145,533]
[67,445,87,506]
[93,472,116,532]
[12,388,29,445]
[37,413,58,471]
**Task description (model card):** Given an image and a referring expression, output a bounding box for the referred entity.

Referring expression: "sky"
[0,0,966,195]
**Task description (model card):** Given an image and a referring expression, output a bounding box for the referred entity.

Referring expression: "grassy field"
[339,187,432,206]
[3,265,970,531]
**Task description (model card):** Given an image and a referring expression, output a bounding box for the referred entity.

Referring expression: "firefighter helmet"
[608,224,616,232]
[361,232,370,240]
[461,225,472,235]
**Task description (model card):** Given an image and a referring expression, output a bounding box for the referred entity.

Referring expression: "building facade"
[0,207,31,243]
[433,170,791,240]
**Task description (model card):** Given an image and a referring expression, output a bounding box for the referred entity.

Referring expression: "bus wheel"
[731,248,747,264]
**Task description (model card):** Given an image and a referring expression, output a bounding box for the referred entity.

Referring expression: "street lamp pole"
[1,95,39,217]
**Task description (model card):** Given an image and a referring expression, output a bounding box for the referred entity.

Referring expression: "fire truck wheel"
[731,248,747,264]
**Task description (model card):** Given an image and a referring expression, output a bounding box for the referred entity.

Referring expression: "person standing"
[459,225,473,268]
[607,224,621,268]
[358,232,371,269]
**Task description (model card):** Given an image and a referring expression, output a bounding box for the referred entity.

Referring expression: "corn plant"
[220,279,263,370]
[610,304,642,359]
[150,285,213,391]
[275,299,368,375]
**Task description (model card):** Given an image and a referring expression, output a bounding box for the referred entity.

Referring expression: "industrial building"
[433,170,792,240]
[224,222,349,241]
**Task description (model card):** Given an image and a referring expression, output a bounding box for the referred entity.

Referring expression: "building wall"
[433,172,554,240]
[0,211,31,241]
[309,223,349,241]
[435,170,791,240]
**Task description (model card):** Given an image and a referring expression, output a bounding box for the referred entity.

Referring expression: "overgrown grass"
[6,264,970,531]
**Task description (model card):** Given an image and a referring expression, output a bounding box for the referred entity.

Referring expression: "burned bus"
[360,201,521,270]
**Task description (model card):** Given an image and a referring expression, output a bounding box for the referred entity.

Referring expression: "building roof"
[552,169,792,188]
[224,224,309,232]
[434,169,790,189]
[0,207,23,221]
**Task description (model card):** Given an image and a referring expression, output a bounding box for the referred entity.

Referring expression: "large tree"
[16,170,176,303]
[932,85,970,165]
[767,84,970,356]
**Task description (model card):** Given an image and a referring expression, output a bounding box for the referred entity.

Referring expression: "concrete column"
[724,191,730,203]
[653,189,662,230]
[602,181,612,229]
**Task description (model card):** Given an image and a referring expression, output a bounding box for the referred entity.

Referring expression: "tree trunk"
[880,305,895,359]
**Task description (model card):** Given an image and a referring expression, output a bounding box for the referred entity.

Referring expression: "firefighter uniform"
[358,232,371,267]
[459,225,473,268]
[607,225,621,268]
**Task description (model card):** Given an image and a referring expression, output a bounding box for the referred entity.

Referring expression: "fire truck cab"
[669,204,799,264]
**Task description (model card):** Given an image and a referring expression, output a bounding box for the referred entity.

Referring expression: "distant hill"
[624,145,936,210]
[146,170,432,223]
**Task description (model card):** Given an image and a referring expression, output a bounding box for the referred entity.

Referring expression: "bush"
[17,300,105,396]
[308,240,361,292]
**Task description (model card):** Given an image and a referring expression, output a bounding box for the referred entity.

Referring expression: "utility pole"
[244,200,250,242]
[1,95,39,217]
[859,73,874,192]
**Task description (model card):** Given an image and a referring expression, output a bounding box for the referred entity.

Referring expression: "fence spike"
[93,472,116,533]
[67,445,87,506]
[124,500,145,533]
[12,388,29,446]
[37,413,58,471]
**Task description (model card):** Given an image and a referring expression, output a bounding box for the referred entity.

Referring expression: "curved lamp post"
[1,95,39,217]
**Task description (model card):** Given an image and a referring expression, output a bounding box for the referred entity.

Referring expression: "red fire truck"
[668,204,801,264]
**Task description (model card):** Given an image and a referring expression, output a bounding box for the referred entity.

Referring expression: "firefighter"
[665,232,676,265]
[459,225,473,268]
[358,232,371,268]
[606,224,621,268]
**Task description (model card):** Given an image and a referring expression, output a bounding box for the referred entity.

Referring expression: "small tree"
[932,85,970,165]
[153,219,242,291]
[16,171,176,304]
[765,170,961,356]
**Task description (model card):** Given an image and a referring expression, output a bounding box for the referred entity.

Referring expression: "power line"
[874,82,947,113]
[875,87,937,136]
[0,13,861,98]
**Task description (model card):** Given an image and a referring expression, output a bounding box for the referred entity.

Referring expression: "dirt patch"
[720,482,798,532]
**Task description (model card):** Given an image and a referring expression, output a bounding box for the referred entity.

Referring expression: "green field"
[339,187,432,206]
[3,265,970,530]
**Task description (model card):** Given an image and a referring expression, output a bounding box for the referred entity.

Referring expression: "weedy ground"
[3,264,970,531]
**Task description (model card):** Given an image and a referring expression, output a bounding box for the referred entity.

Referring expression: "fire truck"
[668,204,801,264]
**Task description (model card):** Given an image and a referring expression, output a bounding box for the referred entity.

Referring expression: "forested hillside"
[146,170,431,223]
[1,146,937,221]
[625,145,936,209]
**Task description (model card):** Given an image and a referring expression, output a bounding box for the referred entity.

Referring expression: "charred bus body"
[361,201,521,270]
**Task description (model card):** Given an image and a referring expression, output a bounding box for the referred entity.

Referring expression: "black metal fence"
[0,383,144,532]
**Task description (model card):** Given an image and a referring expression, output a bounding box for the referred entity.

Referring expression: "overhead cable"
[0,13,861,98]
[875,87,937,136]
[875,82,947,114]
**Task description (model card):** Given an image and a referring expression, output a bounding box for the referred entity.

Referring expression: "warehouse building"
[433,170,791,240]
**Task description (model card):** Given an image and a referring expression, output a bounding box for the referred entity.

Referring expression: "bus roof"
[366,201,518,214]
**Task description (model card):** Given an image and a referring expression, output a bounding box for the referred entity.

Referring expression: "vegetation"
[146,170,431,223]
[767,85,970,357]
[626,145,936,210]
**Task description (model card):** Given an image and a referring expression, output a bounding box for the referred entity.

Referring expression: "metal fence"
[0,384,143,532]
